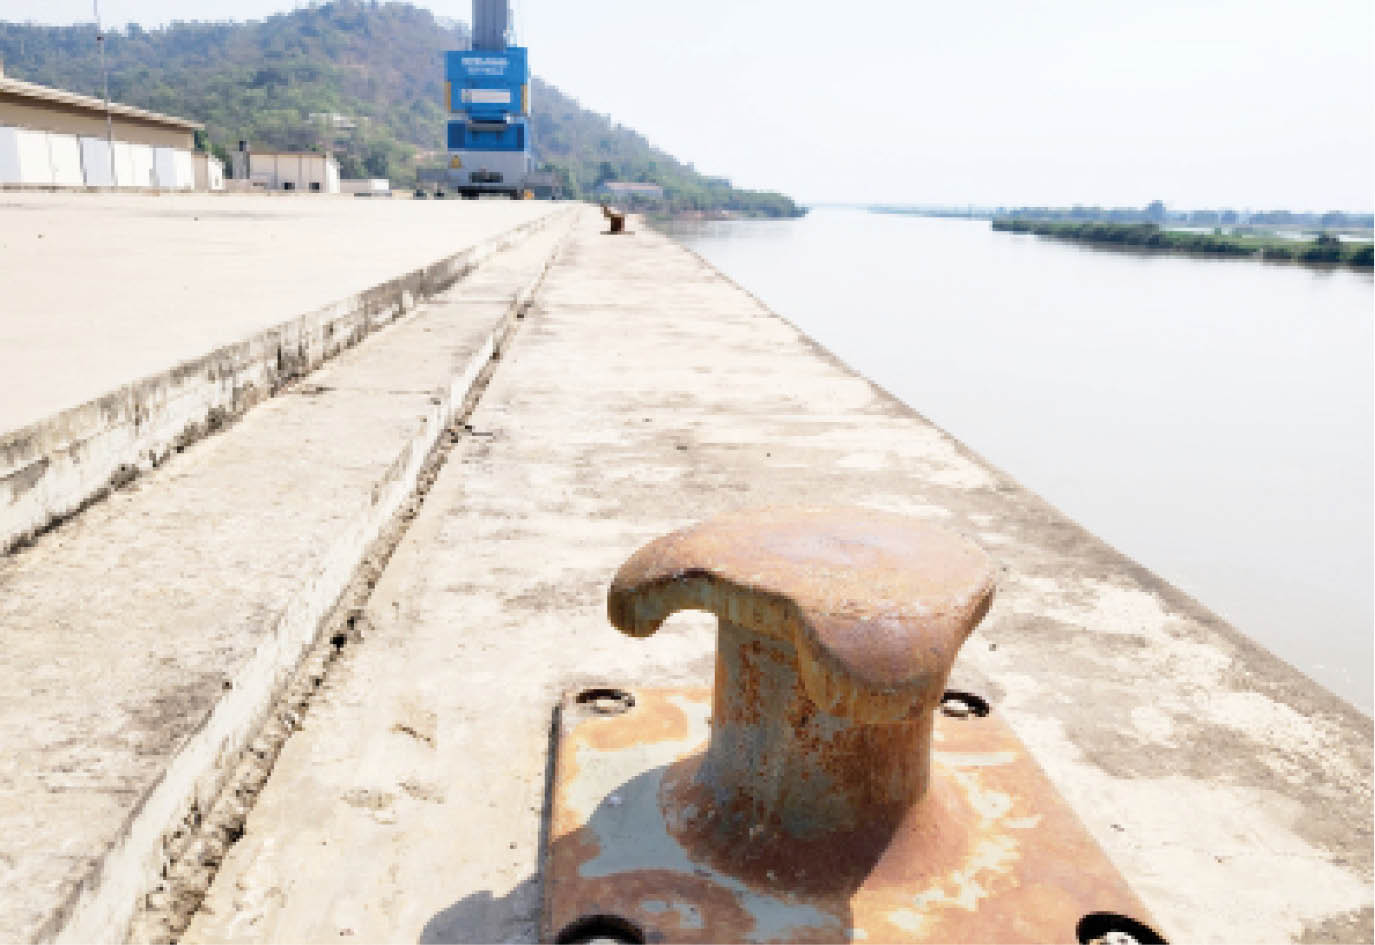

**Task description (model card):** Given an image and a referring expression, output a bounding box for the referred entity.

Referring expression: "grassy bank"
[992,218,1374,269]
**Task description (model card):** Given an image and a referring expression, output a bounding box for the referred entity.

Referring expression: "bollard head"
[608,506,995,723]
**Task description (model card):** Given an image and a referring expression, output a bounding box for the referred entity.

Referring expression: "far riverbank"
[992,218,1374,268]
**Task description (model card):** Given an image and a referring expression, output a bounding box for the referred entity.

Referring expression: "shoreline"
[992,217,1375,269]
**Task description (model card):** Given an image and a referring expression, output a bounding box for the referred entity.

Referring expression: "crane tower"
[444,0,531,198]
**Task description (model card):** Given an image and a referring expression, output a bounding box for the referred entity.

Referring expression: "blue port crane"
[444,0,530,199]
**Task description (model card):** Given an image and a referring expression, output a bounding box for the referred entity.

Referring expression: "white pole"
[94,0,115,186]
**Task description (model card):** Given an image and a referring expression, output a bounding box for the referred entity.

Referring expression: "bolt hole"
[940,690,990,718]
[555,914,646,944]
[575,687,635,716]
[1076,912,1167,945]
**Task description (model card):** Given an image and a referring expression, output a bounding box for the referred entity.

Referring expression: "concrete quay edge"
[0,203,568,556]
[182,209,1371,944]
[6,207,577,944]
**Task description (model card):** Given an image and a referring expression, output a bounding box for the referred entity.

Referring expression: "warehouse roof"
[0,74,203,131]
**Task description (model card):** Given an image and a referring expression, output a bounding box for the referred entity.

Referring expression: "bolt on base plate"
[544,687,1161,944]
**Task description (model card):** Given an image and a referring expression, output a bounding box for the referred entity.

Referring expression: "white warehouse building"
[0,65,221,190]
[246,151,341,194]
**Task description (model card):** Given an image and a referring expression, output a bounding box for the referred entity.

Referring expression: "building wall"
[153,147,194,190]
[47,132,82,186]
[127,143,155,188]
[0,126,50,184]
[341,178,390,194]
[175,149,195,189]
[248,153,341,193]
[0,93,194,150]
[79,136,114,186]
[192,152,225,191]
[2,123,212,190]
[111,140,134,187]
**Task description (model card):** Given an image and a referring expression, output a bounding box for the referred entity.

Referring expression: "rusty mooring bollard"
[600,202,627,234]
[607,506,994,880]
[545,506,1164,944]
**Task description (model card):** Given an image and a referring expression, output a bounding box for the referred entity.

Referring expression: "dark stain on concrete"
[110,675,227,780]
[2,456,49,499]
[503,581,601,613]
[1298,906,1374,944]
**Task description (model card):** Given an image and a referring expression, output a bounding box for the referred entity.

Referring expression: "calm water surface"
[662,207,1374,713]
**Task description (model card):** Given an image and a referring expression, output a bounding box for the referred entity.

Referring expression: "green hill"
[0,1,802,216]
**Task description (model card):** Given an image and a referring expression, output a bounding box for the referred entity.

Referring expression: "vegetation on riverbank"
[532,86,802,216]
[0,2,802,216]
[992,218,1374,269]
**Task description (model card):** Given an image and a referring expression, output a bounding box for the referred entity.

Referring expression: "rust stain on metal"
[577,689,693,752]
[548,689,710,859]
[545,689,1157,943]
[546,508,1160,942]
[607,506,996,723]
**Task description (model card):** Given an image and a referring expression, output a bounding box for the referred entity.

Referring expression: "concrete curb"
[37,206,579,943]
[1,206,567,555]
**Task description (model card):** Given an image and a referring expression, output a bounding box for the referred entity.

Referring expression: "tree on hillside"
[0,2,801,215]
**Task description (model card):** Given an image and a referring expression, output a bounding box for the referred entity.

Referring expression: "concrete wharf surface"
[0,206,577,942]
[0,193,555,437]
[177,207,1370,944]
[0,193,563,555]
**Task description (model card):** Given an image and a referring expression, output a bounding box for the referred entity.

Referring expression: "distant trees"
[991,218,1372,269]
[362,143,390,177]
[528,76,802,216]
[1298,232,1344,263]
[0,6,802,215]
[1001,203,1372,230]
[0,5,447,184]
[537,162,576,198]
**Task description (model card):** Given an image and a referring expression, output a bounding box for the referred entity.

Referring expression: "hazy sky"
[6,0,1372,209]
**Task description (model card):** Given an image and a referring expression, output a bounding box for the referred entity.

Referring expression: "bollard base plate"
[544,688,1162,944]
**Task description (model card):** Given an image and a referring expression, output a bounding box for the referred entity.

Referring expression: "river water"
[660,207,1374,713]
